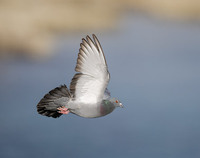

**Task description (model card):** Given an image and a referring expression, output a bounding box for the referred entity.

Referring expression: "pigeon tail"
[37,85,71,118]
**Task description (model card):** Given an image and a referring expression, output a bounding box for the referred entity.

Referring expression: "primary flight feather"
[37,34,123,118]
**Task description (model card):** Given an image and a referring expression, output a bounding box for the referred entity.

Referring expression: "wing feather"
[70,35,110,104]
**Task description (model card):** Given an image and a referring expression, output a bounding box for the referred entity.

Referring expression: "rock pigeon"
[37,34,123,118]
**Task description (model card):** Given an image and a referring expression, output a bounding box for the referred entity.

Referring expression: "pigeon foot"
[57,106,70,114]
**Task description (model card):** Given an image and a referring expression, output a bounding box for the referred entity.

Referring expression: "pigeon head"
[110,98,123,108]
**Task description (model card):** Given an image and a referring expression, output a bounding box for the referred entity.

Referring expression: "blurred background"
[0,0,200,158]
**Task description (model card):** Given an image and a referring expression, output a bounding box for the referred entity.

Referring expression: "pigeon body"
[37,34,123,118]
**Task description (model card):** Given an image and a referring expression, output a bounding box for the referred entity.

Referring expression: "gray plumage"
[37,85,70,118]
[37,34,123,118]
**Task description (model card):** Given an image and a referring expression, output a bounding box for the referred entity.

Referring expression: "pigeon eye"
[116,100,119,103]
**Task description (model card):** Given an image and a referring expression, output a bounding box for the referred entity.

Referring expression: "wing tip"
[81,34,98,49]
[92,34,97,40]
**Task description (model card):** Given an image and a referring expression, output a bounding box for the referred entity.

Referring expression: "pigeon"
[37,34,123,118]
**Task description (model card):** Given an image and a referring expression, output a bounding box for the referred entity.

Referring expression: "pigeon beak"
[119,103,124,108]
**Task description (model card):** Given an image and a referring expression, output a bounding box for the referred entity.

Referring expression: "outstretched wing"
[70,34,110,104]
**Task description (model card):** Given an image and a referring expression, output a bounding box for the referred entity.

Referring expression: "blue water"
[0,15,200,158]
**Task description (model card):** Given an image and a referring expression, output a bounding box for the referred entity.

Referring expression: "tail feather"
[37,85,71,118]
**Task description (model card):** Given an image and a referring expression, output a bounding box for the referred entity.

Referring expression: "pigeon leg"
[57,106,70,114]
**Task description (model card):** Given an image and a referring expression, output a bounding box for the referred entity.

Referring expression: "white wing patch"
[70,35,110,104]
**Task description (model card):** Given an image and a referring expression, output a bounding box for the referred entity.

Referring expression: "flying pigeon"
[37,34,123,118]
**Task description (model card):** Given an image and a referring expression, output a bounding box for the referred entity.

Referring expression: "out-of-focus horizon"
[0,0,200,58]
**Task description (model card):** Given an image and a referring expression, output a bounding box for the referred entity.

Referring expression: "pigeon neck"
[100,100,115,116]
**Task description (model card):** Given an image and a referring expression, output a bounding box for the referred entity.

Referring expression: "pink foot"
[57,106,70,114]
